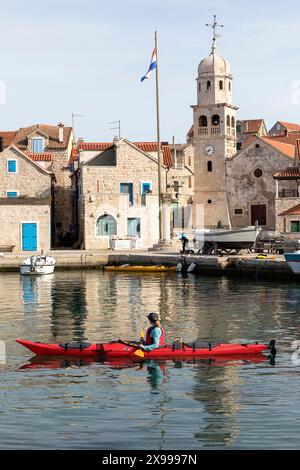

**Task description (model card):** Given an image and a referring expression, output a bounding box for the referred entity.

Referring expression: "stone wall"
[0,147,51,197]
[0,202,51,252]
[226,140,294,229]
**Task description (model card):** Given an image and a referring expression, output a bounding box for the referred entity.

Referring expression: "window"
[188,176,192,188]
[199,115,208,127]
[236,124,241,133]
[188,156,191,166]
[7,160,17,173]
[207,81,211,90]
[235,208,243,215]
[198,82,201,92]
[207,161,212,172]
[207,199,212,204]
[6,191,17,198]
[96,214,117,236]
[127,218,141,237]
[219,80,223,90]
[254,168,263,178]
[32,138,44,153]
[237,142,242,151]
[231,116,235,128]
[141,181,152,194]
[291,221,300,233]
[120,183,133,205]
[226,115,230,126]
[212,115,220,126]
[229,82,231,91]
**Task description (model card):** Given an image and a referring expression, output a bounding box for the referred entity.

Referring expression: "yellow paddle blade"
[134,349,145,358]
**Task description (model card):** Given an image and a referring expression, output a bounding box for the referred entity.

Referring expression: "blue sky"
[0,0,300,143]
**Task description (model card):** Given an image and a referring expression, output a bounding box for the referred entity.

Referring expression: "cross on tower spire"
[206,14,223,51]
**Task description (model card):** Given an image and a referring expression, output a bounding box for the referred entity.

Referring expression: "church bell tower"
[192,15,238,229]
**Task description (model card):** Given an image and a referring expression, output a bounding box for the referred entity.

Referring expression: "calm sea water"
[0,271,300,450]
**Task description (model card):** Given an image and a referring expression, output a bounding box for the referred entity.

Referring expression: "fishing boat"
[20,254,56,275]
[16,339,276,359]
[284,251,300,275]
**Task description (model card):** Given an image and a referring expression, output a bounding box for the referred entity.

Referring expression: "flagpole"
[155,30,163,241]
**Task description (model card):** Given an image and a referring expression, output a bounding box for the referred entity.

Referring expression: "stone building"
[236,119,267,150]
[269,121,300,137]
[273,140,300,234]
[0,145,52,252]
[0,123,74,246]
[192,34,237,229]
[71,138,173,249]
[227,137,295,230]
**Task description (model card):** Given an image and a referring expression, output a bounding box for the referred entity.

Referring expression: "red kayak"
[16,339,276,358]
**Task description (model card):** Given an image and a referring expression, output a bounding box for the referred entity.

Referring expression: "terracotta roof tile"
[77,140,173,167]
[268,132,300,146]
[240,119,265,134]
[278,121,300,132]
[25,152,53,162]
[279,203,300,216]
[78,142,113,151]
[273,167,300,179]
[0,124,72,151]
[261,137,295,159]
[0,131,18,147]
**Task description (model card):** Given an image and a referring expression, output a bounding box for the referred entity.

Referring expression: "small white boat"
[20,254,56,275]
[284,251,300,275]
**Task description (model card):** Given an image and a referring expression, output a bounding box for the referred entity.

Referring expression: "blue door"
[22,223,37,251]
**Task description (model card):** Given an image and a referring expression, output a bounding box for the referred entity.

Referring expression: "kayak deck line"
[16,339,276,359]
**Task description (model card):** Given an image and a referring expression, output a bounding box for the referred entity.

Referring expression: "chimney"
[58,123,64,143]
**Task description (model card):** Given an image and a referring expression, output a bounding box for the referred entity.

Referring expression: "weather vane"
[206,14,224,50]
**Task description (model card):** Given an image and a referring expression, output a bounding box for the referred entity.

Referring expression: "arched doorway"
[96,214,117,237]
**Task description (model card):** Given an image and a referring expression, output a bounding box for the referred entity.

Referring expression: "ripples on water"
[0,271,300,449]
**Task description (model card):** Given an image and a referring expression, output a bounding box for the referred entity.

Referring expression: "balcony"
[198,127,208,136]
[211,126,221,135]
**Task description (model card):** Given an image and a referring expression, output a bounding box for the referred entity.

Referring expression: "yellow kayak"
[104,265,177,272]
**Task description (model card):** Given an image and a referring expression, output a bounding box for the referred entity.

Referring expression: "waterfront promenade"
[0,249,293,280]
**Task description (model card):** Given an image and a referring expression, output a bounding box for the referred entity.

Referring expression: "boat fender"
[176,262,182,272]
[187,263,197,273]
[268,339,276,356]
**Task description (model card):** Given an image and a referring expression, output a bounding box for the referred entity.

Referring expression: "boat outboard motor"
[268,339,276,356]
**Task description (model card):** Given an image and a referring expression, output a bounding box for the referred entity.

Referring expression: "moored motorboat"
[20,254,56,275]
[16,339,276,358]
[284,251,300,275]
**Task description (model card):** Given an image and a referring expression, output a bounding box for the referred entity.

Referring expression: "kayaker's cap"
[147,312,159,323]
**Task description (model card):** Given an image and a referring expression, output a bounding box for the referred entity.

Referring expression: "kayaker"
[140,313,165,352]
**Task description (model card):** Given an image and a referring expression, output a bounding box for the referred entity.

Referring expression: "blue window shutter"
[8,160,16,172]
[32,139,44,153]
[7,191,17,198]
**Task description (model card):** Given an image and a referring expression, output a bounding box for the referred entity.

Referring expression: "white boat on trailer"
[193,226,262,254]
[20,254,56,275]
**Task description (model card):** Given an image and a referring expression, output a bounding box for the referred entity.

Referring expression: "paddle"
[118,339,145,358]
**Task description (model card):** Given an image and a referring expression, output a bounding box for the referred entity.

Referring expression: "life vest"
[145,326,165,346]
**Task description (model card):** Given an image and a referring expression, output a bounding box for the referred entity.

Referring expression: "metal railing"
[278,190,299,198]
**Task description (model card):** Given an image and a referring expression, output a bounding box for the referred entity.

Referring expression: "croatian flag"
[141,48,157,82]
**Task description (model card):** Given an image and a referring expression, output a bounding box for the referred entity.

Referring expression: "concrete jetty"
[0,249,295,280]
